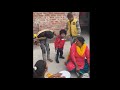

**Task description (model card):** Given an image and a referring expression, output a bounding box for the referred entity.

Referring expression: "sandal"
[47,59,53,62]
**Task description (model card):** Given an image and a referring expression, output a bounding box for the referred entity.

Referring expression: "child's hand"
[76,66,80,72]
[53,31,57,36]
[55,48,58,52]
[67,35,71,40]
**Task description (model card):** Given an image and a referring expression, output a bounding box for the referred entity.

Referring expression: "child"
[66,12,81,45]
[54,29,67,63]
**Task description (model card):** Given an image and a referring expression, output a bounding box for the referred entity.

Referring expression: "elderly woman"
[65,36,90,78]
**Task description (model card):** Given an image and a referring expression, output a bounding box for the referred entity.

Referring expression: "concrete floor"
[33,32,90,78]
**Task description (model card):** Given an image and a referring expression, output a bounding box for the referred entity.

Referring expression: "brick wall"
[33,12,79,34]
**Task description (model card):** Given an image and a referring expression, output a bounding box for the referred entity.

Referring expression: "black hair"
[67,12,73,18]
[77,36,85,45]
[33,60,47,78]
[59,29,67,35]
[33,68,38,78]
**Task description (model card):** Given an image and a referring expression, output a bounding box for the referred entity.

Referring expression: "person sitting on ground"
[33,60,65,78]
[65,36,90,78]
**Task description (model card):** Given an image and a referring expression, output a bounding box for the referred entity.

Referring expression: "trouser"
[56,48,63,60]
[39,39,50,61]
[57,48,63,57]
[69,36,77,45]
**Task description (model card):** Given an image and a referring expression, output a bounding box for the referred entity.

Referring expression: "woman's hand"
[48,73,66,78]
[74,63,79,72]
[49,73,62,78]
[54,73,62,77]
[76,66,80,72]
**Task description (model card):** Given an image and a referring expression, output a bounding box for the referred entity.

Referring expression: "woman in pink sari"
[65,36,90,78]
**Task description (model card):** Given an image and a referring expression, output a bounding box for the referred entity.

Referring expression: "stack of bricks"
[33,12,79,34]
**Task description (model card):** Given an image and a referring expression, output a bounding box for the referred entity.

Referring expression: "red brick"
[45,14,49,16]
[50,16,54,18]
[50,19,56,20]
[33,12,79,32]
[49,12,53,14]
[54,21,58,23]
[54,12,65,14]
[39,15,43,17]
[51,14,56,16]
